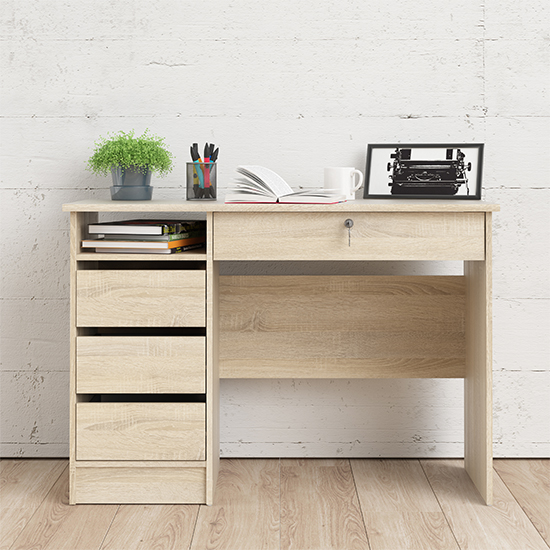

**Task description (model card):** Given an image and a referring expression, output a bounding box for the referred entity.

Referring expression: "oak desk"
[63,199,499,505]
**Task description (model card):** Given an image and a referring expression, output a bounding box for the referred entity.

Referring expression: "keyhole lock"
[344,219,354,246]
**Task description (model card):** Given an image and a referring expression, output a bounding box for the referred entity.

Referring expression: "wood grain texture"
[62,199,500,213]
[206,211,221,506]
[421,459,548,550]
[76,402,205,461]
[214,212,486,261]
[191,459,280,550]
[76,270,206,327]
[74,466,206,504]
[494,459,550,546]
[352,459,459,550]
[76,336,206,393]
[76,250,207,261]
[9,467,117,550]
[220,275,465,379]
[70,211,97,504]
[464,212,493,505]
[364,512,460,550]
[5,458,548,548]
[100,504,199,549]
[0,460,67,550]
[351,459,442,513]
[280,459,369,550]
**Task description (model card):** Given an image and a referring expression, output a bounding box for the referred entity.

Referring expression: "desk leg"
[464,213,493,505]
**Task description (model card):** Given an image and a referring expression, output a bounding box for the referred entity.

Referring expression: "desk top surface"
[63,198,500,213]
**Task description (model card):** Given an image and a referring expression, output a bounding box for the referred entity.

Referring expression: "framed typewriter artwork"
[364,143,484,200]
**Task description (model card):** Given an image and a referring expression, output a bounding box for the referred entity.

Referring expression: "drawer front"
[74,465,206,504]
[77,270,205,327]
[76,402,205,461]
[76,336,205,394]
[213,212,485,261]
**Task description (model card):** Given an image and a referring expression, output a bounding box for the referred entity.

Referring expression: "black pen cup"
[186,162,217,200]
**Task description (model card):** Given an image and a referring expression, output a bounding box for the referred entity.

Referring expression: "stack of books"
[82,219,207,254]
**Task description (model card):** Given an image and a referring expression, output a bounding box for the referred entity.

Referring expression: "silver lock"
[344,219,353,246]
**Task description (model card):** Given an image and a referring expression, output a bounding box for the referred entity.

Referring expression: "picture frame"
[364,143,484,200]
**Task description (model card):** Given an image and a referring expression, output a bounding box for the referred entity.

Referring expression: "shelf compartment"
[77,336,206,394]
[76,401,205,461]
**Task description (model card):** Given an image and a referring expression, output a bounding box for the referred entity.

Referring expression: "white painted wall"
[1,0,548,458]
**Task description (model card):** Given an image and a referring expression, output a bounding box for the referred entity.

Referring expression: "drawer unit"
[76,402,205,461]
[76,270,206,327]
[76,336,206,394]
[74,465,207,504]
[213,212,485,261]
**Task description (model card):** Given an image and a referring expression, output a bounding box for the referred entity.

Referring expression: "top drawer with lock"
[213,212,485,261]
[77,270,206,327]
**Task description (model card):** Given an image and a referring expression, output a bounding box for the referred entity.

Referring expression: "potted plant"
[87,129,174,200]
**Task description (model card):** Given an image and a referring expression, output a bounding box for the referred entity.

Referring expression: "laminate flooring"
[1,458,548,550]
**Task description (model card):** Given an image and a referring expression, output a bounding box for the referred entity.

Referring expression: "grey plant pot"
[110,166,153,200]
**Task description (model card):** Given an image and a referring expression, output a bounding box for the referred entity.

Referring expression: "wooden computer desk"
[63,199,499,505]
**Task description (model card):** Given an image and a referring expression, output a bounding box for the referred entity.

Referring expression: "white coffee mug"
[324,167,364,200]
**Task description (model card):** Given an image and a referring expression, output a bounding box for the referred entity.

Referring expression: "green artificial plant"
[87,129,174,177]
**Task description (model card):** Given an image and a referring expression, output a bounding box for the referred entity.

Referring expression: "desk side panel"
[69,211,97,505]
[206,213,220,505]
[464,213,493,505]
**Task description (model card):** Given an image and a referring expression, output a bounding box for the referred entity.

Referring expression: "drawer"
[76,402,205,461]
[74,465,206,504]
[213,212,485,261]
[77,270,205,327]
[76,336,205,394]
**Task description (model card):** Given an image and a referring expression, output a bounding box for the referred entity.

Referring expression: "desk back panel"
[219,275,465,379]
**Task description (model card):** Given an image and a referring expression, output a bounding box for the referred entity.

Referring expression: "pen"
[190,143,205,191]
[204,143,212,189]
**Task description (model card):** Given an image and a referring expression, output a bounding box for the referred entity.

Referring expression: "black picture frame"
[364,143,484,200]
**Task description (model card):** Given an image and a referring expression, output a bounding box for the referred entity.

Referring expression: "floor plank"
[422,459,549,550]
[191,458,279,550]
[363,512,460,550]
[351,459,459,550]
[9,467,118,550]
[494,459,550,547]
[0,459,67,550]
[3,458,548,550]
[280,459,369,550]
[351,459,442,513]
[100,504,199,550]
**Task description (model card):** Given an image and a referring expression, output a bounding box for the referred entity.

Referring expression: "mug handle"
[351,169,364,193]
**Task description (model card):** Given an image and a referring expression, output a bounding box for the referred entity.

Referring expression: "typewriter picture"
[364,143,484,200]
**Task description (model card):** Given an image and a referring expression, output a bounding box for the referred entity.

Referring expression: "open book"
[224,166,346,204]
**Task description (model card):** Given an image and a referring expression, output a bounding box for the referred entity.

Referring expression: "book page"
[237,166,293,197]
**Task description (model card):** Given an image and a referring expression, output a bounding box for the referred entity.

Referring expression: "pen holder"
[186,162,217,200]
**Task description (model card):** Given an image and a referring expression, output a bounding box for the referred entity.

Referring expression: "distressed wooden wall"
[1,0,548,457]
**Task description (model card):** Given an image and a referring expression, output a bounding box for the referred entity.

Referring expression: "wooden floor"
[1,459,548,550]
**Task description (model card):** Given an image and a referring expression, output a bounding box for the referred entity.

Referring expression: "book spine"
[170,243,206,253]
[88,220,207,235]
[163,222,207,234]
[93,243,205,254]
[167,236,206,248]
[102,230,206,242]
